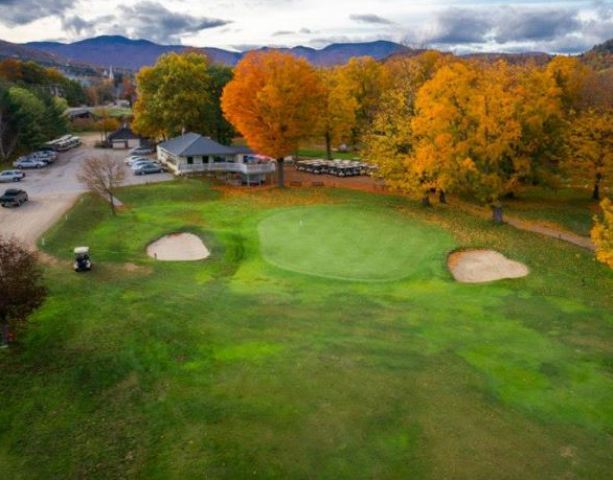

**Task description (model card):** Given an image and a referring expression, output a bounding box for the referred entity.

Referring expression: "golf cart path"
[450,200,595,251]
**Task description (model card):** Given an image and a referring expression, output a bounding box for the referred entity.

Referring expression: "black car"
[0,188,28,207]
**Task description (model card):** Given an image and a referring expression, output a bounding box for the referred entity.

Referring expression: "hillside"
[23,35,409,70]
[581,38,613,71]
[0,39,68,66]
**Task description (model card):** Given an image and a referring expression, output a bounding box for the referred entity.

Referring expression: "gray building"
[157,132,275,184]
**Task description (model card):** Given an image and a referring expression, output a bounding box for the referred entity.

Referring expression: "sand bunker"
[147,233,210,261]
[448,249,529,283]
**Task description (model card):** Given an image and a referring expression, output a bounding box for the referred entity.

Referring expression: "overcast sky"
[0,0,611,53]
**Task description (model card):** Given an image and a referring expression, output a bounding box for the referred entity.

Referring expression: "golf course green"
[258,205,454,281]
[0,180,611,479]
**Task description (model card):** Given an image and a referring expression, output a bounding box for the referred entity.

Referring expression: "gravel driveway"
[0,135,173,248]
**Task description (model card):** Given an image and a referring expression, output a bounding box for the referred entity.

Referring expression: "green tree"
[133,52,213,140]
[206,64,235,144]
[8,86,47,151]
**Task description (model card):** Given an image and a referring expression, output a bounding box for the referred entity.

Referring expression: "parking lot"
[0,134,173,248]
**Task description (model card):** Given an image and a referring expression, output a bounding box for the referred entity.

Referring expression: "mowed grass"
[258,206,454,281]
[0,180,612,479]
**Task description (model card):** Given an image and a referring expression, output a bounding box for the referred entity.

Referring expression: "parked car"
[0,170,25,183]
[130,160,157,170]
[0,188,28,207]
[30,151,57,163]
[131,146,155,155]
[134,164,163,175]
[125,155,149,166]
[13,157,46,169]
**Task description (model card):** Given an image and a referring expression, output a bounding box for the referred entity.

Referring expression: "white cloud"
[0,1,610,53]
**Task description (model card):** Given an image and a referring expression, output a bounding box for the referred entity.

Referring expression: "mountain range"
[21,35,411,70]
[0,35,611,74]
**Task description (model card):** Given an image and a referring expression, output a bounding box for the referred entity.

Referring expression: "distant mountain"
[591,38,613,54]
[463,51,552,65]
[23,35,410,70]
[0,39,69,66]
[580,37,613,71]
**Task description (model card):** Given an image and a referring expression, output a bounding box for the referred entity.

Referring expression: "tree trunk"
[421,193,431,207]
[325,132,332,160]
[592,175,601,200]
[109,191,116,216]
[491,205,504,224]
[277,158,285,188]
[1,313,8,346]
[438,190,447,204]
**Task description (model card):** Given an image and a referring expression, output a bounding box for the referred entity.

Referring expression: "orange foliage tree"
[221,51,324,187]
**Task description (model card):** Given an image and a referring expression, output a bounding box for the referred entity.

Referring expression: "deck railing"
[175,162,276,175]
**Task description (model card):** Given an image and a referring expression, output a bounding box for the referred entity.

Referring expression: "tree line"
[0,59,86,160]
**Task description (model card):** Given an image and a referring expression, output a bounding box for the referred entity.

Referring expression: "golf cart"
[73,246,92,272]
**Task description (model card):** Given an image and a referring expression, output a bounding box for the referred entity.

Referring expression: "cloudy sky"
[0,0,611,53]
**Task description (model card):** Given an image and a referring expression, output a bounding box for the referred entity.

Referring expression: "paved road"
[0,138,173,248]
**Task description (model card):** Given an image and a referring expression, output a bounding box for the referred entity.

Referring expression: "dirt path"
[284,167,595,251]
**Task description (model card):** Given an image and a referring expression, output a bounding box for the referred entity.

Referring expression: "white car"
[124,155,149,166]
[130,146,155,155]
[13,158,46,169]
[130,160,156,171]
[0,170,26,182]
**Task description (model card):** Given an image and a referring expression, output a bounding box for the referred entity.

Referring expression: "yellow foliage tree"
[591,198,613,268]
[221,51,324,187]
[317,67,358,159]
[335,56,386,145]
[512,63,565,186]
[411,61,525,221]
[545,56,590,112]
[132,52,212,140]
[363,52,450,205]
[566,108,613,200]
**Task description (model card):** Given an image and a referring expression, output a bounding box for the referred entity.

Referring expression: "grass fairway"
[258,206,454,281]
[0,181,612,479]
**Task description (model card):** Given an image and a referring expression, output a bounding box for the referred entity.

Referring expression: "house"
[107,125,143,149]
[65,107,98,121]
[157,132,276,184]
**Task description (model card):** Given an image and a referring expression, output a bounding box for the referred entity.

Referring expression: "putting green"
[258,205,454,281]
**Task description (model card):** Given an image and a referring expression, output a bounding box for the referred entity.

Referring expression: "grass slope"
[0,180,611,479]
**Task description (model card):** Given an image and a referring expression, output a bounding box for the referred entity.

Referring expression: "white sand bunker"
[448,249,529,283]
[147,233,210,261]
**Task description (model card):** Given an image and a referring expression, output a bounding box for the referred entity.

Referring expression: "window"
[187,156,194,165]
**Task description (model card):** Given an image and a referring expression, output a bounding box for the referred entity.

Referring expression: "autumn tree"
[221,51,324,187]
[93,108,121,142]
[335,56,386,145]
[364,51,449,204]
[512,63,565,186]
[0,236,47,346]
[77,155,126,216]
[545,56,590,112]
[565,108,613,200]
[317,67,357,159]
[411,61,528,221]
[132,52,213,140]
[591,198,613,268]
